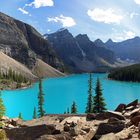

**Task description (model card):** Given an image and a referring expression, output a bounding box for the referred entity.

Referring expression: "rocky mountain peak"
[75,34,90,42]
[106,38,114,45]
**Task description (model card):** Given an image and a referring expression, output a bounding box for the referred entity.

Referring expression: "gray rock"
[108,117,120,123]
[95,111,125,120]
[99,133,119,140]
[36,133,72,140]
[115,104,126,112]
[5,124,61,140]
[93,120,125,139]
[126,99,138,108]
[131,115,140,126]
[86,114,96,121]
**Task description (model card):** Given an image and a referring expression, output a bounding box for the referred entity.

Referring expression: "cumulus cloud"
[125,31,136,39]
[48,15,76,27]
[134,0,140,4]
[113,30,135,41]
[26,0,54,8]
[87,8,123,24]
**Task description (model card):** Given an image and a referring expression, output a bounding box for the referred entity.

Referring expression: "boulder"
[93,120,125,139]
[5,124,61,140]
[11,118,23,126]
[64,124,70,132]
[69,125,81,136]
[6,124,15,129]
[61,116,85,125]
[115,128,132,139]
[108,117,120,123]
[76,129,96,140]
[1,116,9,121]
[95,111,125,120]
[126,99,138,108]
[131,115,140,126]
[99,133,119,140]
[115,104,126,112]
[138,123,140,137]
[86,114,96,121]
[63,121,81,137]
[36,133,72,140]
[125,106,136,111]
[81,126,90,133]
[130,108,140,118]
[123,112,131,118]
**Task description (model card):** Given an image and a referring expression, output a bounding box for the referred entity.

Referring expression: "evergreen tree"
[93,78,107,113]
[0,92,5,119]
[85,73,93,113]
[38,79,45,117]
[71,101,77,114]
[18,112,22,120]
[33,107,37,119]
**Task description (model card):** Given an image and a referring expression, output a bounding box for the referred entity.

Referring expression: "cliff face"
[47,29,116,73]
[105,37,140,62]
[0,12,65,72]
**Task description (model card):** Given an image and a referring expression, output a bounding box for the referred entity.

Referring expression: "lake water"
[2,73,140,120]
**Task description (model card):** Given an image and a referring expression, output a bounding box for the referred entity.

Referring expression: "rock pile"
[1,100,140,140]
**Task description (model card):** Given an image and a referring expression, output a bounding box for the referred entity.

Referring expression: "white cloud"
[113,30,135,41]
[18,8,29,15]
[134,0,140,4]
[26,0,54,8]
[125,31,135,39]
[87,8,123,24]
[130,12,139,18]
[48,15,76,27]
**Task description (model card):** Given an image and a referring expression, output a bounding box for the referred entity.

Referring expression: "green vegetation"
[108,64,140,82]
[33,107,37,119]
[38,79,45,118]
[93,78,106,113]
[0,68,28,83]
[71,101,77,114]
[0,130,7,140]
[85,74,107,113]
[85,73,93,113]
[18,112,22,120]
[0,93,5,119]
[0,68,31,89]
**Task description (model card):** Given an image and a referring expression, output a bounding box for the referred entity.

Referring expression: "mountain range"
[0,11,140,77]
[45,29,117,73]
[45,28,140,73]
[104,37,140,62]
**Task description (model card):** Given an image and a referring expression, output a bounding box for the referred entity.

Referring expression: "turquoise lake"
[2,73,140,120]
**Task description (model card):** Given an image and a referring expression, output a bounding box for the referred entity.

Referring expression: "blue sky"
[1,0,140,42]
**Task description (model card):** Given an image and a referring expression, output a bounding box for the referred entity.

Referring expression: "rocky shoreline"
[1,100,140,140]
[0,81,32,90]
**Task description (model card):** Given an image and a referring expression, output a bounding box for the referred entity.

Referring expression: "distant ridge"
[104,37,140,62]
[45,29,117,73]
